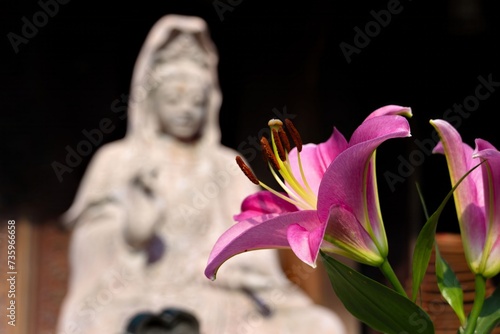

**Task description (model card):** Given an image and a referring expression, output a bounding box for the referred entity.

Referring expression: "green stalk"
[463,274,487,334]
[379,259,407,297]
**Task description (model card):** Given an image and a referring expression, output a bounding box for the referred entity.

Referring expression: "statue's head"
[149,33,212,142]
[127,15,222,146]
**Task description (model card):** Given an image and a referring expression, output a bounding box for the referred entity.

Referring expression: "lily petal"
[473,141,500,277]
[474,139,500,229]
[287,127,348,195]
[318,115,410,229]
[431,119,486,267]
[349,114,411,147]
[363,105,413,121]
[324,204,385,266]
[234,191,298,221]
[287,223,324,267]
[485,238,500,278]
[364,155,388,255]
[205,210,320,279]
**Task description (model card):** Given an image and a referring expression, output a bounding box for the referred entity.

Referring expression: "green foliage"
[411,163,482,302]
[435,245,466,325]
[474,286,500,333]
[321,252,434,334]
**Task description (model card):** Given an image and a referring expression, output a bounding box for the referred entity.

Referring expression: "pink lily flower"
[205,106,412,280]
[431,119,500,277]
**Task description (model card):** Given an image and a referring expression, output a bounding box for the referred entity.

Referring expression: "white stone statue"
[56,14,347,334]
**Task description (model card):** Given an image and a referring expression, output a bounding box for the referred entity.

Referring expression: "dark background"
[1,0,499,297]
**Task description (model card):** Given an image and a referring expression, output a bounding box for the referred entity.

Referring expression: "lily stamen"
[295,151,315,195]
[284,119,302,152]
[260,137,280,170]
[278,127,291,153]
[280,119,315,195]
[262,136,312,208]
[268,121,316,208]
[270,119,315,200]
[236,117,325,211]
[235,155,309,209]
[272,129,287,162]
[235,156,259,185]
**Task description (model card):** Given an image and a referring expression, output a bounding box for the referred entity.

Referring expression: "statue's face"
[153,72,209,141]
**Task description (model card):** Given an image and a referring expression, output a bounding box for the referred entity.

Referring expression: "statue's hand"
[122,168,164,249]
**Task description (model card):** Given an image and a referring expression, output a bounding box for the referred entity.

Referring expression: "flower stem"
[463,274,486,334]
[379,259,407,297]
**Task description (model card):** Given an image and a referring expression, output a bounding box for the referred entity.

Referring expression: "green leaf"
[435,244,466,325]
[321,252,434,334]
[474,286,500,333]
[416,182,430,220]
[411,162,483,302]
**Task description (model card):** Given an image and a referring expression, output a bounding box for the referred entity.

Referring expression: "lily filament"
[236,119,317,210]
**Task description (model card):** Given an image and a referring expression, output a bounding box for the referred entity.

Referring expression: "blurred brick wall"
[33,221,71,334]
[0,219,71,334]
